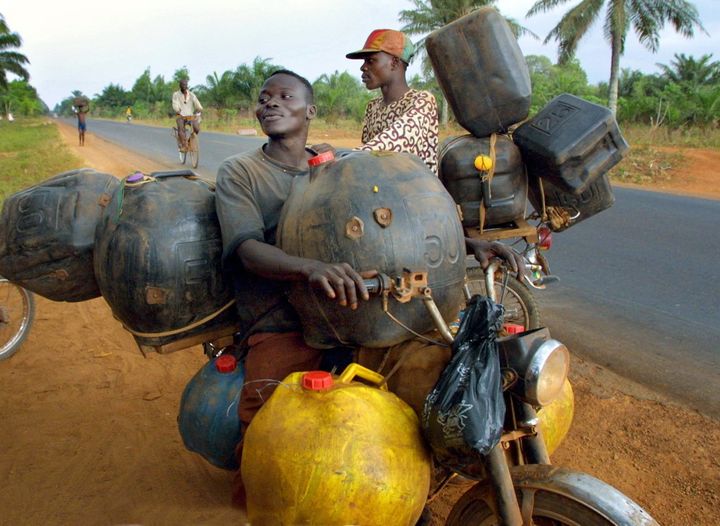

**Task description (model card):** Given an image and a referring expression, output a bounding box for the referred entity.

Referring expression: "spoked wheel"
[0,278,35,361]
[465,267,541,330]
[446,465,659,526]
[188,133,199,168]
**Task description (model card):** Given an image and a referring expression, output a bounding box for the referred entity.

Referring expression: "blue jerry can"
[178,354,244,470]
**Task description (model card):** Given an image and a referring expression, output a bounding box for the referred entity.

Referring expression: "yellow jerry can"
[242,363,432,526]
[537,379,575,455]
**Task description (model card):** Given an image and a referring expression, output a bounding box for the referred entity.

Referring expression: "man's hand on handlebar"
[304,261,377,310]
[466,238,526,280]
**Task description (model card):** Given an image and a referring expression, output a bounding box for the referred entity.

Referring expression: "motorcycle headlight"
[524,340,569,407]
[501,328,570,407]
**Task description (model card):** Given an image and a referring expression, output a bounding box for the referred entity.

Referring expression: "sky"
[3,0,719,109]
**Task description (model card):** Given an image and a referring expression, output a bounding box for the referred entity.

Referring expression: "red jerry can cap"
[302,371,334,391]
[308,151,335,167]
[215,354,237,373]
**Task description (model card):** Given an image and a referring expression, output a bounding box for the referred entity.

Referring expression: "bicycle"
[172,113,201,169]
[0,276,35,361]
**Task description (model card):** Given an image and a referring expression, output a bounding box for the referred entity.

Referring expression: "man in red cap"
[347,29,439,174]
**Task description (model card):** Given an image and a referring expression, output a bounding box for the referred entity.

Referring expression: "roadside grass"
[0,118,81,204]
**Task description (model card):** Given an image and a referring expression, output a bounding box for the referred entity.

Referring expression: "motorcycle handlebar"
[362,276,383,295]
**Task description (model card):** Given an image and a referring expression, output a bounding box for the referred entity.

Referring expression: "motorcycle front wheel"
[465,267,541,330]
[446,464,659,526]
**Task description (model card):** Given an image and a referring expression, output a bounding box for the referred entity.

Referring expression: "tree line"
[2,2,717,128]
[44,53,719,129]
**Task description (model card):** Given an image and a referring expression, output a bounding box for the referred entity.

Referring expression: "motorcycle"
[359,265,659,525]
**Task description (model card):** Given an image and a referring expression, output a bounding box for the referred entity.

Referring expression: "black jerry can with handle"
[439,134,527,229]
[514,94,629,195]
[426,6,532,137]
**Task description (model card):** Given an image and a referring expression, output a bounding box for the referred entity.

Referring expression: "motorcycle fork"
[485,444,524,526]
[487,396,552,525]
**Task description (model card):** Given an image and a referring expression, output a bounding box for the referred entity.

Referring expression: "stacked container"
[427,7,628,232]
[427,7,531,231]
[514,94,628,230]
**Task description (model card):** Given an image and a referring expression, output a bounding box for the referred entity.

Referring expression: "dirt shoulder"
[0,123,717,525]
[613,146,720,201]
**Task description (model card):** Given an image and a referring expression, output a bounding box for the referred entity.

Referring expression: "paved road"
[537,189,720,418]
[67,117,264,179]
[78,118,720,418]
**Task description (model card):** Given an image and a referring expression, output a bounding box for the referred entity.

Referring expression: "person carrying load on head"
[172,78,203,151]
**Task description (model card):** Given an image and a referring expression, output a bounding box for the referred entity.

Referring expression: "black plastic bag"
[421,295,505,473]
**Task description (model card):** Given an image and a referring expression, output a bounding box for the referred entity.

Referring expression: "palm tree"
[204,70,238,108]
[527,0,707,114]
[657,53,720,88]
[0,13,30,89]
[399,0,537,125]
[233,57,283,117]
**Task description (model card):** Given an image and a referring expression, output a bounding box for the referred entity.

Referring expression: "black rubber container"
[439,135,527,228]
[278,151,466,349]
[513,94,630,195]
[0,169,118,301]
[426,7,532,137]
[94,172,238,353]
[528,172,615,232]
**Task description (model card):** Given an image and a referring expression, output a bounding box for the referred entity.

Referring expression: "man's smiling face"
[255,74,315,138]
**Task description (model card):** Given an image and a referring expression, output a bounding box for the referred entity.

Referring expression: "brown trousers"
[356,335,451,418]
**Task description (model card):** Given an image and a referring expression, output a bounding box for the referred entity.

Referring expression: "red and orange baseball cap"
[346,29,415,64]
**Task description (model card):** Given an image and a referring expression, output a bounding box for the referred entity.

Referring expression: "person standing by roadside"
[172,78,203,150]
[74,105,87,146]
[347,29,439,174]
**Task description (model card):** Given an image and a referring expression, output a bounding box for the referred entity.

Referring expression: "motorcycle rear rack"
[465,217,539,244]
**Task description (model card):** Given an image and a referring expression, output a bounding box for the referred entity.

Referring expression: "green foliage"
[617,56,720,128]
[313,71,371,123]
[526,55,597,113]
[527,0,707,113]
[232,57,284,116]
[0,79,45,116]
[0,119,80,204]
[0,13,30,89]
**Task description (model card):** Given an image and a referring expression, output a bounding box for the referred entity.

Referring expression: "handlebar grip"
[363,277,382,295]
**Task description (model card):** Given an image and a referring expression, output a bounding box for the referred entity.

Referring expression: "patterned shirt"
[359,89,439,174]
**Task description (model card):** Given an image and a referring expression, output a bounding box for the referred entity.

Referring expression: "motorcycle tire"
[465,267,541,330]
[445,464,659,526]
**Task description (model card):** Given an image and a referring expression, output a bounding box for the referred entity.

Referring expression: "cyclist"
[172,78,203,150]
[125,106,133,122]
